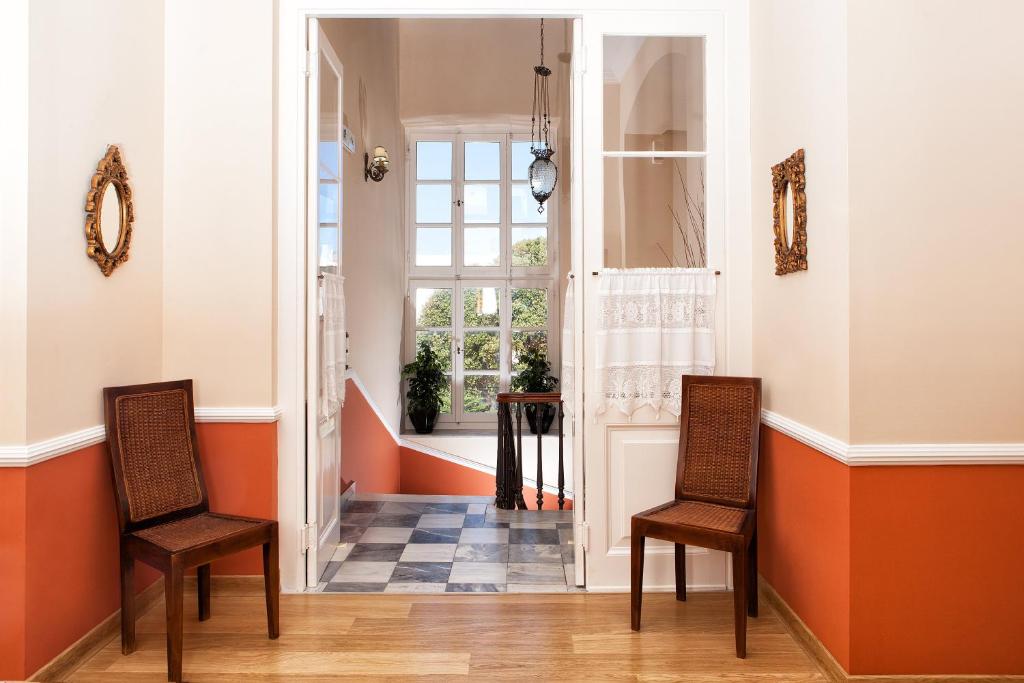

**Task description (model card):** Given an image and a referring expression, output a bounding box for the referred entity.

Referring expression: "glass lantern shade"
[528,149,558,211]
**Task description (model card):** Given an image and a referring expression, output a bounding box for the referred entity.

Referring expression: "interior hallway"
[64,583,825,681]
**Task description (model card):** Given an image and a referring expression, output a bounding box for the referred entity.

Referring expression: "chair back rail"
[675,375,762,510]
[495,392,565,510]
[103,379,210,534]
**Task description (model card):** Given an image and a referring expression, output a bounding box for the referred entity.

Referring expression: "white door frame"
[277,2,587,593]
[276,0,749,594]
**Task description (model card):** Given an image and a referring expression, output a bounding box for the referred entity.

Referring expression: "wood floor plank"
[66,588,826,682]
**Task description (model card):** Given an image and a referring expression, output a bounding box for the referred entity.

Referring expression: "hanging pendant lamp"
[528,19,557,213]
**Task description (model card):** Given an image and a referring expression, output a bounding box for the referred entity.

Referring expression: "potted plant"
[402,338,446,434]
[512,343,559,434]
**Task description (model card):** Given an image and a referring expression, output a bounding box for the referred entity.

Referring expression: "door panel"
[305,20,343,587]
[581,11,729,591]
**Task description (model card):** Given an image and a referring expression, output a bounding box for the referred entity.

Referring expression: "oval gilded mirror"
[771,148,807,275]
[85,145,134,276]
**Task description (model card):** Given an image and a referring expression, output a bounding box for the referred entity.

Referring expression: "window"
[602,36,707,268]
[408,130,559,426]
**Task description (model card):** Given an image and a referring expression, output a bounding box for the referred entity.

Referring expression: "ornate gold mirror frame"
[771,148,807,275]
[84,145,135,276]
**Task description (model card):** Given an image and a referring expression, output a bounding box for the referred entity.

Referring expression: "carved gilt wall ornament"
[771,148,807,275]
[84,145,135,276]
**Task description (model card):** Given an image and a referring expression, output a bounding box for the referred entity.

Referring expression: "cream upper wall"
[25,0,165,442]
[321,19,407,432]
[750,0,850,441]
[162,0,276,408]
[0,0,30,443]
[847,0,1024,443]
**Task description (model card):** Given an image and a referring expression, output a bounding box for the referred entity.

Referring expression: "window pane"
[463,332,499,371]
[319,141,339,180]
[463,287,500,327]
[511,141,536,181]
[464,184,500,223]
[603,36,705,151]
[415,287,452,328]
[417,141,452,180]
[319,182,339,223]
[464,227,500,267]
[464,142,500,180]
[511,227,548,267]
[512,331,549,372]
[415,330,452,372]
[415,227,452,267]
[318,227,339,268]
[416,184,452,223]
[511,184,546,224]
[464,375,499,413]
[603,156,706,268]
[438,377,452,414]
[511,288,548,327]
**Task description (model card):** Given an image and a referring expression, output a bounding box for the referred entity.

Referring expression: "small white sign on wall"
[342,125,357,154]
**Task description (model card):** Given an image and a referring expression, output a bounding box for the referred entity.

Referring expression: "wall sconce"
[364,146,390,182]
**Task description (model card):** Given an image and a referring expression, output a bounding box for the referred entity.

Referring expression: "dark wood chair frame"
[630,375,762,658]
[104,379,279,683]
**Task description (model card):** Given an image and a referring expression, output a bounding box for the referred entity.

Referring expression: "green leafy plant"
[402,339,447,428]
[512,343,558,393]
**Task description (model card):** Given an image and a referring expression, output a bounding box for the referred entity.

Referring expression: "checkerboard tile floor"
[316,495,577,593]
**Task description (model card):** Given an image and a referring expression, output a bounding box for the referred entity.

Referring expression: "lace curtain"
[597,268,716,419]
[320,272,346,419]
[561,274,575,419]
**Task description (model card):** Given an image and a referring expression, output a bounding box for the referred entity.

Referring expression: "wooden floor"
[67,582,826,682]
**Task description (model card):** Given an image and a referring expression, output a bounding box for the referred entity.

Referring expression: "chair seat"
[640,500,748,534]
[132,513,264,551]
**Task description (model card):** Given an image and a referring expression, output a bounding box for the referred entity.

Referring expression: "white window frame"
[405,126,561,430]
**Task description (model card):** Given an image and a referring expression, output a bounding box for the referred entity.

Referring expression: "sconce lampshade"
[365,146,390,182]
[528,148,557,211]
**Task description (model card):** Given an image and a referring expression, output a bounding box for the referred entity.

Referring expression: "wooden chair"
[630,375,762,658]
[103,379,279,682]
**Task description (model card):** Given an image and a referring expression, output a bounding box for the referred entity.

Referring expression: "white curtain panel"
[597,268,716,419]
[560,274,575,419]
[320,272,346,418]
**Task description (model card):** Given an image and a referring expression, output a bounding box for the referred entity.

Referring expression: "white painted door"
[305,20,344,587]
[580,11,731,591]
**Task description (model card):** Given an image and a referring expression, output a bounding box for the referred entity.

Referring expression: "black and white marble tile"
[318,495,575,595]
[390,562,453,583]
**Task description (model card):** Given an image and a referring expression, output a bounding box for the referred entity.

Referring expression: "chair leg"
[674,543,687,602]
[732,548,748,659]
[630,531,645,631]
[165,563,185,682]
[119,543,136,655]
[748,533,759,618]
[197,563,211,621]
[263,527,280,640]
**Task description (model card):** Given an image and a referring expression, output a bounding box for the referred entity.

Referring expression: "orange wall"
[849,465,1024,676]
[340,379,401,494]
[759,425,1024,676]
[0,468,28,680]
[757,427,850,670]
[399,446,572,511]
[2,422,277,680]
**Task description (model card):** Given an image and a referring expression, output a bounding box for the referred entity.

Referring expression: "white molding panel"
[0,407,282,468]
[761,409,1024,466]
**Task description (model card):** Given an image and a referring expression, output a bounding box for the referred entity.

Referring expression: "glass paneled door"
[304,21,344,588]
[580,11,729,591]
